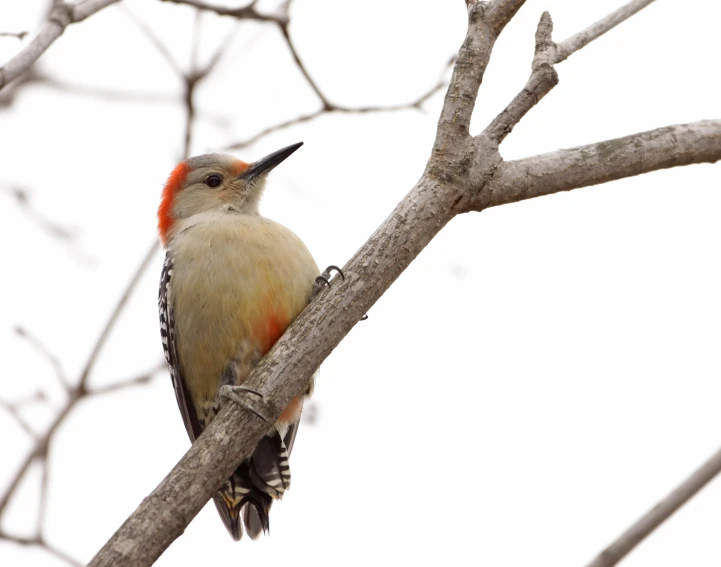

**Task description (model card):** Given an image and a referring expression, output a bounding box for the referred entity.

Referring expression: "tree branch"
[87,362,165,397]
[14,326,68,390]
[225,76,447,150]
[0,0,121,91]
[484,11,558,144]
[159,0,289,24]
[0,532,81,567]
[585,445,721,567]
[78,240,159,390]
[0,31,28,40]
[0,395,39,439]
[556,0,657,63]
[0,182,90,264]
[484,119,721,208]
[433,0,526,152]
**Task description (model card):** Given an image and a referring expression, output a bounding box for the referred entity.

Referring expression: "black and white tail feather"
[159,253,298,540]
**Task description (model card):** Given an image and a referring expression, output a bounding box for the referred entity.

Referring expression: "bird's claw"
[312,265,345,299]
[220,385,269,422]
[311,265,368,320]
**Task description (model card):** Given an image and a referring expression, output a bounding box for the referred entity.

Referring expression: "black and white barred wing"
[159,252,202,442]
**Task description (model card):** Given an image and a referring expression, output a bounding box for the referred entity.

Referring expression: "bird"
[157,142,320,540]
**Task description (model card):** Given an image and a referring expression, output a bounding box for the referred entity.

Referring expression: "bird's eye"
[204,174,222,188]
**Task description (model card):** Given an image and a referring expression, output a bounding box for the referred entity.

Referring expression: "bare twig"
[0,0,121,91]
[0,397,38,438]
[78,240,160,390]
[14,326,68,390]
[585,445,721,567]
[484,11,558,144]
[160,0,290,24]
[484,0,659,144]
[30,78,178,103]
[2,7,212,566]
[0,360,165,522]
[87,361,166,396]
[277,22,329,108]
[556,0,657,63]
[190,10,203,72]
[0,31,28,40]
[0,183,90,264]
[0,532,82,567]
[157,0,451,151]
[226,78,447,150]
[0,400,74,520]
[119,5,184,76]
[0,236,163,567]
[37,455,51,536]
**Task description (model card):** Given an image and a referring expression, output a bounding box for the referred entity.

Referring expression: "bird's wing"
[159,252,203,442]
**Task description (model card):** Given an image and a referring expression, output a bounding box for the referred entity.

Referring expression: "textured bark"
[87,1,721,566]
[484,119,721,208]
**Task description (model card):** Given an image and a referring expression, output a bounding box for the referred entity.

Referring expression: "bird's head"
[157,142,303,245]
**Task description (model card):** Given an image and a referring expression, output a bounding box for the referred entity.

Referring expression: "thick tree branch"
[433,0,525,153]
[484,119,721,208]
[0,0,120,91]
[585,445,721,567]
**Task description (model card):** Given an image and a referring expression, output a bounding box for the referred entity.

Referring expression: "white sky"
[1,0,720,566]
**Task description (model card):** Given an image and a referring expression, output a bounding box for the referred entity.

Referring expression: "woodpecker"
[157,142,320,541]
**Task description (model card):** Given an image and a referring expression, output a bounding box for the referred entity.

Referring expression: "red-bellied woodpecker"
[157,142,324,540]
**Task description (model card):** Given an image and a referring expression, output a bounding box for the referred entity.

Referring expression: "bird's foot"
[312,265,344,299]
[311,264,369,320]
[220,385,269,422]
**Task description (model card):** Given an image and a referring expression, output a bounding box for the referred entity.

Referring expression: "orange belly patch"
[278,395,303,424]
[258,312,289,355]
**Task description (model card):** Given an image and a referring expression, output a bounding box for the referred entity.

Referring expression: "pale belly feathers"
[169,211,319,406]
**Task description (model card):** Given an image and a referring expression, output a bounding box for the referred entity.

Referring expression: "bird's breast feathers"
[167,212,318,401]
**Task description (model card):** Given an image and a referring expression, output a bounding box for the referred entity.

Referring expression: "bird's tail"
[213,430,292,540]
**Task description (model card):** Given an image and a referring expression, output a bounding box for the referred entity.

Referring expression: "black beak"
[239,142,303,181]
